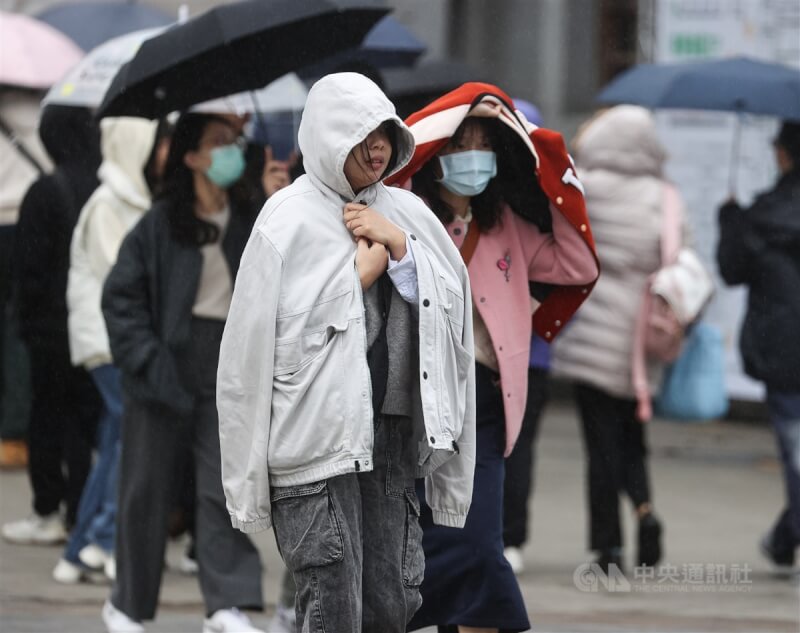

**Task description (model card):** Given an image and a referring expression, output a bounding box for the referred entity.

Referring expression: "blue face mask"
[206,144,246,189]
[436,149,497,197]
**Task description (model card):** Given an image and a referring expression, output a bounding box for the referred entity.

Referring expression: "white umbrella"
[42,26,167,108]
[191,72,309,116]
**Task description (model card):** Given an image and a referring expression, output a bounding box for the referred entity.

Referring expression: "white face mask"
[436,150,498,197]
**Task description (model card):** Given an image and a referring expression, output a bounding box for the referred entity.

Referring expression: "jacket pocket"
[270,481,344,571]
[269,323,351,472]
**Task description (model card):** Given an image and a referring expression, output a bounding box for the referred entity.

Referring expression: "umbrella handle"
[728,109,743,199]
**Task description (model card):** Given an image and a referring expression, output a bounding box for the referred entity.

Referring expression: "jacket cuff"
[431,510,466,528]
[229,513,271,534]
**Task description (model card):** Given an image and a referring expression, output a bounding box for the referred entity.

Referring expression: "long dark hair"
[412,116,551,233]
[157,112,246,246]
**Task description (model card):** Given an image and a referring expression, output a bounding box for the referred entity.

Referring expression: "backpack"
[632,183,714,421]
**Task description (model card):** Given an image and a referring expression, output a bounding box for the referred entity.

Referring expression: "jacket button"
[556,196,563,205]
[423,299,430,307]
[555,320,562,327]
[580,224,587,232]
[430,436,435,443]
[582,288,589,294]
[423,371,428,379]
[410,234,417,240]
[545,331,552,338]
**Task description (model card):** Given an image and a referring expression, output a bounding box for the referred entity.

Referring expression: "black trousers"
[503,367,549,548]
[112,319,263,621]
[26,340,99,527]
[575,383,651,552]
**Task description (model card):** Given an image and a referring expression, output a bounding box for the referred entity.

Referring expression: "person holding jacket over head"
[387,82,600,633]
[101,112,264,633]
[216,72,475,633]
[717,121,800,572]
[52,116,163,585]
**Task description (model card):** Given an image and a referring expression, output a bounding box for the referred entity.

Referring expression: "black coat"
[101,198,256,414]
[14,106,101,349]
[717,169,800,391]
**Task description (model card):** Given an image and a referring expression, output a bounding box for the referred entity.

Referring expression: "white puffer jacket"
[551,106,686,398]
[67,117,158,369]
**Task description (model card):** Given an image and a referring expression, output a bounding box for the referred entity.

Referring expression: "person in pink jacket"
[390,83,599,633]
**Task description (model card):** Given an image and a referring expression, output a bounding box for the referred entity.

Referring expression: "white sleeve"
[217,230,281,533]
[386,234,419,304]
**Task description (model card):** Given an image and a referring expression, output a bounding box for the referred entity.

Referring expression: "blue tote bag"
[656,322,728,421]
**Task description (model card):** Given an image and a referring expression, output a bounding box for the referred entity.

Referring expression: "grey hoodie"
[217,73,476,533]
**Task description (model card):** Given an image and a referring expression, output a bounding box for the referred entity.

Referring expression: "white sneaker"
[79,543,111,569]
[102,600,144,633]
[203,608,264,633]
[2,513,66,545]
[104,555,116,581]
[269,604,296,633]
[504,546,525,574]
[52,558,84,584]
[178,551,198,575]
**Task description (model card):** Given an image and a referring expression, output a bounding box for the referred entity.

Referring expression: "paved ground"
[1,396,798,632]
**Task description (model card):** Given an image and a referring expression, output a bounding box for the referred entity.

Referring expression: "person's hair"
[350,120,399,198]
[412,116,551,233]
[775,121,800,168]
[156,112,246,246]
[143,118,174,195]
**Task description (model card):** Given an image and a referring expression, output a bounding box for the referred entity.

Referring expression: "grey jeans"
[271,414,424,633]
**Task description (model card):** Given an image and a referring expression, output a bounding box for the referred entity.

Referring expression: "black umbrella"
[97,0,388,119]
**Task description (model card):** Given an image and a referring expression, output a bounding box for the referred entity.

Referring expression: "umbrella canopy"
[36,1,173,52]
[0,11,84,89]
[297,14,426,78]
[383,59,485,119]
[192,72,309,116]
[97,0,388,120]
[597,56,800,121]
[43,26,166,108]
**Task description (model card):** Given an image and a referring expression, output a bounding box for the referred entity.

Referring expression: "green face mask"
[206,144,246,188]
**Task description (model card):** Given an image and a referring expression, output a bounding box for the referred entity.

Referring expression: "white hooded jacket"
[217,73,476,533]
[67,116,158,368]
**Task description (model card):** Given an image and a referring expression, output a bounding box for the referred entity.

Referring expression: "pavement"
[1,396,799,633]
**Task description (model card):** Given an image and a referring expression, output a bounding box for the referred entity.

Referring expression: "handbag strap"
[631,182,685,422]
[661,183,683,265]
[459,223,480,266]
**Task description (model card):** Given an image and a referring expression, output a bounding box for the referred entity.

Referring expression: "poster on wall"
[654,0,800,401]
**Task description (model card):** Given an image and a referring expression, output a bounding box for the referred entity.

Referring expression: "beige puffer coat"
[551,105,685,399]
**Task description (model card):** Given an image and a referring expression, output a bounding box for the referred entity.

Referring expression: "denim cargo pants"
[271,414,424,632]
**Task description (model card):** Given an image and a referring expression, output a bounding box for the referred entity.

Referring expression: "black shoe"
[760,533,795,569]
[595,549,624,576]
[638,513,663,567]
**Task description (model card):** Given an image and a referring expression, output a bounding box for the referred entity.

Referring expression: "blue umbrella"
[597,56,800,194]
[36,1,173,52]
[597,56,800,120]
[297,14,425,78]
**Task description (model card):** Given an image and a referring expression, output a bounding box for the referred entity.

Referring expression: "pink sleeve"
[523,204,598,285]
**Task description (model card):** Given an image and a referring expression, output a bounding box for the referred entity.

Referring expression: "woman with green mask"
[99,113,265,633]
